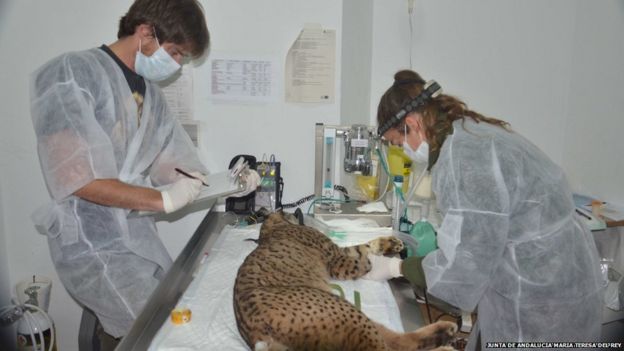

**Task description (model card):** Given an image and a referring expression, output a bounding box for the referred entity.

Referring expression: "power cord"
[281,185,352,209]
[281,194,315,209]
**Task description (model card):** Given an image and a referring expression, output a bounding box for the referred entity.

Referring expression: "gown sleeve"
[422,134,512,312]
[30,53,118,201]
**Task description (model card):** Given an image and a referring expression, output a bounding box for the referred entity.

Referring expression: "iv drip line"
[408,0,415,69]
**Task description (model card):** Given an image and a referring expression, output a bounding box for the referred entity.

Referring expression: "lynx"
[234,212,456,351]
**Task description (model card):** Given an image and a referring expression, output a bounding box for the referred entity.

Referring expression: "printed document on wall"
[209,54,278,104]
[285,24,335,103]
[159,65,194,122]
[159,65,199,145]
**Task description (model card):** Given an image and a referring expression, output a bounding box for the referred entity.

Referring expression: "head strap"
[377,80,442,137]
[393,78,426,87]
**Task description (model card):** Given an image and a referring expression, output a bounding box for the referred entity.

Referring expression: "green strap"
[328,231,346,240]
[330,284,361,311]
[329,283,345,299]
[353,290,361,311]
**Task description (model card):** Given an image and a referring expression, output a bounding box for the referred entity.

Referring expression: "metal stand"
[78,308,99,351]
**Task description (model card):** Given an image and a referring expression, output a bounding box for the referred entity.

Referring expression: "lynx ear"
[282,212,300,226]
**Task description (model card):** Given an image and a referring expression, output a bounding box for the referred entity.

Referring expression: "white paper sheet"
[159,65,194,123]
[285,23,336,103]
[209,54,278,103]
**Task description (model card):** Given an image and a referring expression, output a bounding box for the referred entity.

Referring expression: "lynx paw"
[367,236,404,255]
[430,321,457,347]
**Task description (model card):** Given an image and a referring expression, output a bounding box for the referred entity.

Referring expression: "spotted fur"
[234,212,456,351]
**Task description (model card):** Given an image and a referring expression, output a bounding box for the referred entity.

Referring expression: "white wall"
[341,0,374,126]
[0,0,341,349]
[0,183,13,348]
[194,0,342,203]
[1,0,14,322]
[0,185,8,305]
[368,0,624,207]
[0,10,13,344]
[370,0,576,164]
[561,0,624,204]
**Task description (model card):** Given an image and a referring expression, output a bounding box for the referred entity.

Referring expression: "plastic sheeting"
[424,120,603,345]
[30,48,207,337]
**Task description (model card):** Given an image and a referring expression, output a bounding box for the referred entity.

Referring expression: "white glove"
[361,254,403,281]
[161,177,202,213]
[231,169,261,197]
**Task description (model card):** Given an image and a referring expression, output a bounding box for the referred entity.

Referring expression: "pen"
[175,168,209,187]
[575,209,591,220]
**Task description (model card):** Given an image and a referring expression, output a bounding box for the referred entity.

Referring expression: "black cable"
[281,194,315,209]
[333,185,350,201]
[281,185,353,209]
[423,289,433,325]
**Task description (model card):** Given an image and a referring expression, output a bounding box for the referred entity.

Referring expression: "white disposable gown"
[30,48,207,337]
[423,120,603,348]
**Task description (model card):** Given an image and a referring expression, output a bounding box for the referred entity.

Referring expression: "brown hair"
[377,70,510,154]
[118,0,210,58]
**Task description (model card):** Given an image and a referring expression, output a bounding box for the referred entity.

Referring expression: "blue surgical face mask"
[135,39,181,82]
[402,124,429,164]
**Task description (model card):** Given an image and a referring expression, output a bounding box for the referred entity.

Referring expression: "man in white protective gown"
[29,1,258,349]
[366,69,604,349]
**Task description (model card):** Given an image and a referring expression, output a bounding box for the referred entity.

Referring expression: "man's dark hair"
[118,0,210,58]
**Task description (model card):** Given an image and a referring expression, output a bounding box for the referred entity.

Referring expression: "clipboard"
[128,170,243,218]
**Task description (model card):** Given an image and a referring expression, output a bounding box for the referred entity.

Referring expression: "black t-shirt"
[99,44,146,124]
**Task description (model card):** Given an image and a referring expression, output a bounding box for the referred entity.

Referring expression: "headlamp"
[377,80,442,137]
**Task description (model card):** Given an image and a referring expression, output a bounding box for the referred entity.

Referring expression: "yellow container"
[386,145,412,193]
[171,308,192,324]
[356,175,379,201]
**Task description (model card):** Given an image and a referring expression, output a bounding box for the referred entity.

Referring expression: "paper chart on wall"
[159,65,194,123]
[209,54,279,103]
[285,23,336,103]
[158,65,199,145]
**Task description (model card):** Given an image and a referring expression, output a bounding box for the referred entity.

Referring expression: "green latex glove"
[409,220,437,257]
[402,255,427,289]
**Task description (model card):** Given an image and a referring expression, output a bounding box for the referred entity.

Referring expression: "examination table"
[115,200,425,350]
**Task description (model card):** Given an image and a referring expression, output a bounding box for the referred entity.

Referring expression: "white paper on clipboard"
[128,171,243,218]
